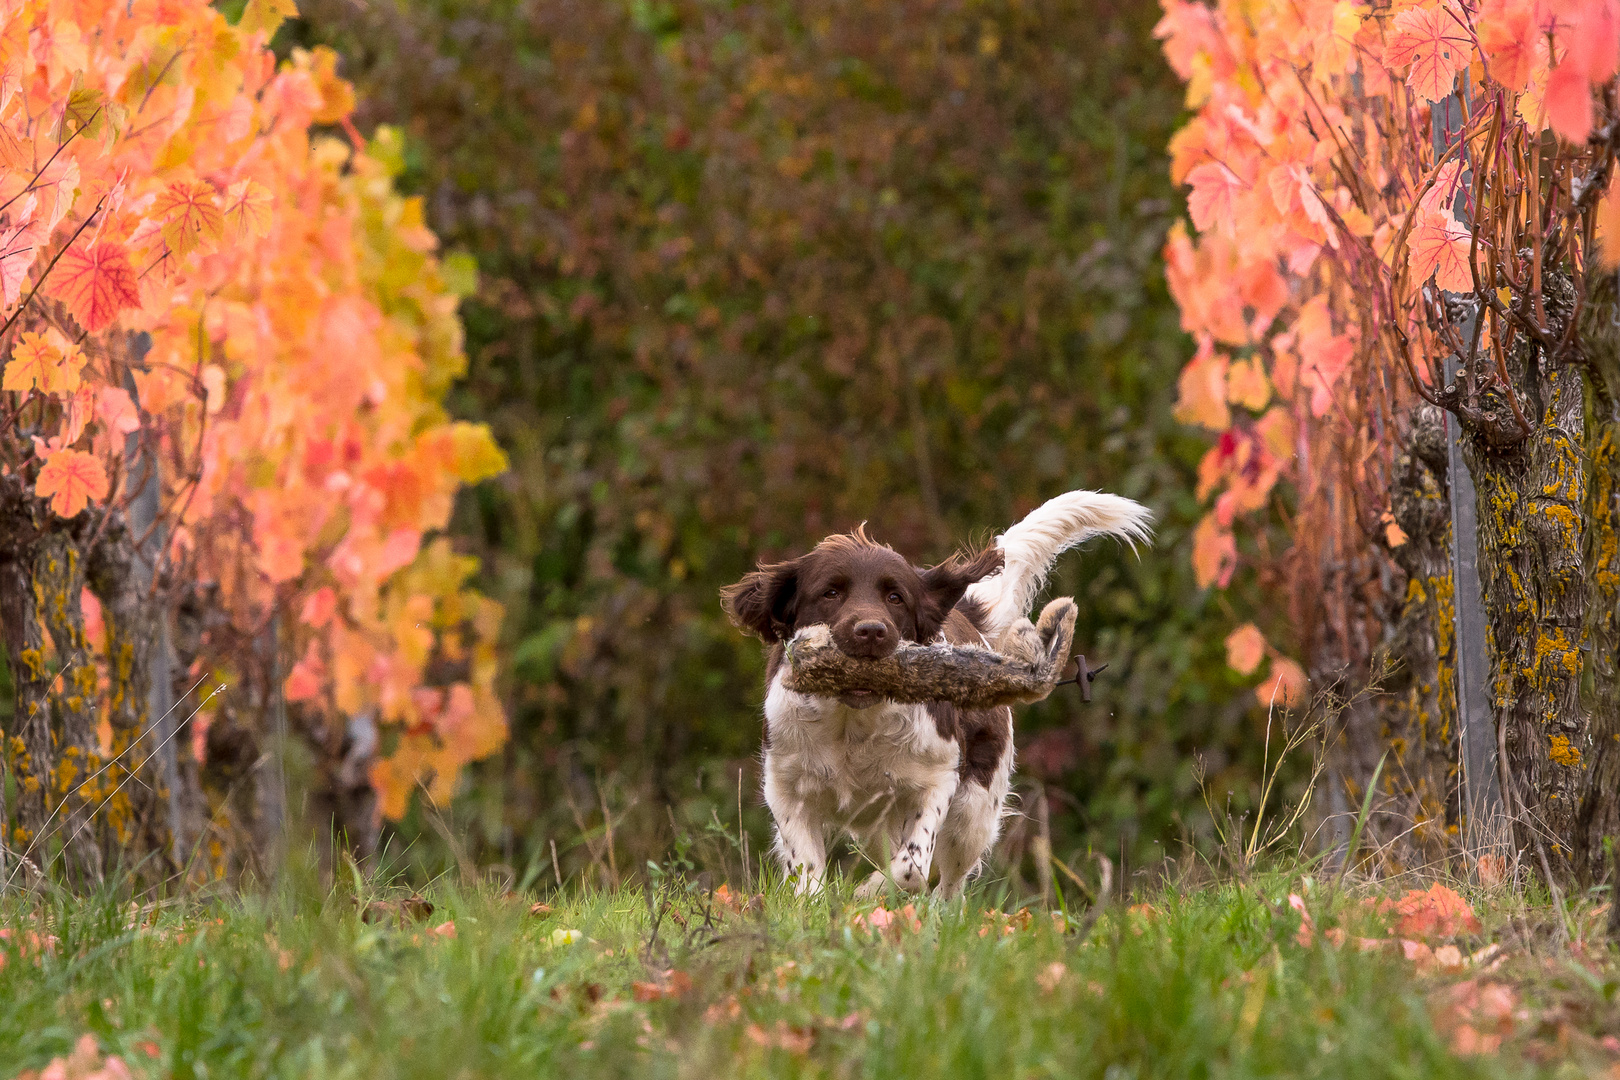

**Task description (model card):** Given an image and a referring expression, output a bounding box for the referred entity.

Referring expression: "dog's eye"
[887,591,904,605]
[823,587,840,600]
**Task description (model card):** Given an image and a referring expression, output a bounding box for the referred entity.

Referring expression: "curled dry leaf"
[1476,854,1509,889]
[712,883,766,917]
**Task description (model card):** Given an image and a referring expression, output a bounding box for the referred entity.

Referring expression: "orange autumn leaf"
[1224,623,1267,675]
[1192,515,1237,588]
[47,241,140,332]
[1185,161,1246,234]
[35,448,109,518]
[1296,298,1354,417]
[304,46,358,125]
[238,0,299,37]
[1384,5,1473,104]
[284,642,327,701]
[1254,655,1307,708]
[1597,179,1620,270]
[151,180,225,258]
[1226,357,1270,411]
[1476,0,1536,90]
[1544,60,1594,142]
[300,586,337,627]
[3,329,83,395]
[222,179,273,238]
[1253,406,1294,461]
[1174,341,1231,431]
[1409,209,1474,292]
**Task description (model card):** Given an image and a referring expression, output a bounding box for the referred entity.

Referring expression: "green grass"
[0,865,1605,1079]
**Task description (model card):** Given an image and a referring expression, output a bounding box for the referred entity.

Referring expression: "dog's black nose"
[852,620,888,644]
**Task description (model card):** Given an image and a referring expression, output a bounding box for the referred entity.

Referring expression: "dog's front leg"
[888,772,959,893]
[764,760,827,896]
[771,808,827,896]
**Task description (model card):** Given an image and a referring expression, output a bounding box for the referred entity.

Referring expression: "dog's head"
[722,527,1002,704]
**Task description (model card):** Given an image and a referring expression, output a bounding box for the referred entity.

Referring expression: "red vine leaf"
[1384,5,1472,104]
[47,240,140,332]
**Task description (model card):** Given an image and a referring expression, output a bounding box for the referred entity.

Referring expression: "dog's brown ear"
[720,558,801,643]
[916,546,1004,641]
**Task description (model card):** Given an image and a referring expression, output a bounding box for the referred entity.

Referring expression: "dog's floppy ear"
[720,558,802,643]
[916,546,1004,642]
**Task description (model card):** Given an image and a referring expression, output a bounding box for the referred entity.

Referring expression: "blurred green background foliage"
[287,0,1270,888]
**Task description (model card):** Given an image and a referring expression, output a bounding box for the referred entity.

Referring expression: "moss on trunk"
[1461,275,1589,871]
[1574,269,1620,886]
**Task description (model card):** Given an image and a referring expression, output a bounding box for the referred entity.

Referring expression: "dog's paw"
[853,870,890,899]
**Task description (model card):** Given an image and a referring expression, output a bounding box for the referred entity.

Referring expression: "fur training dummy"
[781,597,1078,709]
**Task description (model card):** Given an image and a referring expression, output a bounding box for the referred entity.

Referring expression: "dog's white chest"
[763,674,958,816]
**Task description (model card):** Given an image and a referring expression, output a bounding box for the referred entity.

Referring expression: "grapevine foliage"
[0,0,508,821]
[1159,0,1620,690]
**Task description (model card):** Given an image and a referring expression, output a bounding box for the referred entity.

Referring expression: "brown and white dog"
[722,490,1151,897]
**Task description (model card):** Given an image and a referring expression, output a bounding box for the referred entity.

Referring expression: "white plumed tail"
[963,490,1153,640]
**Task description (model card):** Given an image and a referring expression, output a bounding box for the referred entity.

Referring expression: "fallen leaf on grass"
[1037,962,1067,994]
[703,995,743,1023]
[1376,883,1482,939]
[1430,979,1516,1056]
[0,927,59,970]
[429,921,457,939]
[1401,939,1436,968]
[550,982,605,1006]
[631,969,693,1002]
[1476,854,1509,888]
[264,934,294,971]
[360,895,434,927]
[712,884,766,917]
[17,1034,131,1080]
[1289,893,1315,946]
[746,1021,814,1055]
[1324,928,1387,952]
[978,907,1035,938]
[855,904,922,940]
